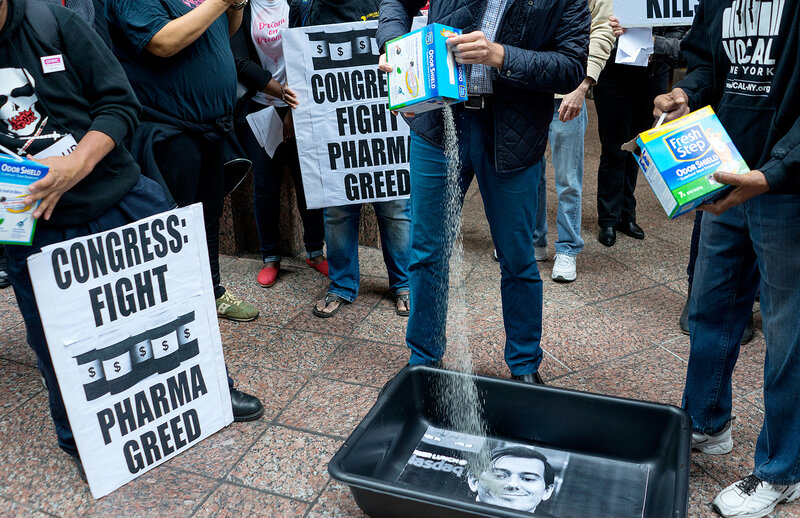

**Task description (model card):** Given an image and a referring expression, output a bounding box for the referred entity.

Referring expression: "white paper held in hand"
[245,106,285,158]
[615,27,654,67]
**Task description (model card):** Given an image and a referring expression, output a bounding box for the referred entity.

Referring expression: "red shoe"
[257,264,279,287]
[306,257,329,277]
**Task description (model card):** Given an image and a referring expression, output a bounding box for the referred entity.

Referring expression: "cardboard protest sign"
[284,19,424,209]
[27,205,233,498]
[614,0,699,27]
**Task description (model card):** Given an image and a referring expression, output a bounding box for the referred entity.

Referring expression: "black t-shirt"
[107,0,237,123]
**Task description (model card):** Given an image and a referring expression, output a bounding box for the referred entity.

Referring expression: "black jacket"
[377,0,589,173]
[0,0,140,226]
[677,0,799,193]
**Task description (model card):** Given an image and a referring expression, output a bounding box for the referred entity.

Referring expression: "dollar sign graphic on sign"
[114,361,121,373]
[88,367,96,378]
[162,340,169,351]
[184,328,191,340]
[139,346,147,357]
[337,47,344,57]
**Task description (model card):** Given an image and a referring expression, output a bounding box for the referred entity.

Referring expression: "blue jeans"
[683,193,800,485]
[533,99,587,256]
[324,199,411,302]
[406,111,544,376]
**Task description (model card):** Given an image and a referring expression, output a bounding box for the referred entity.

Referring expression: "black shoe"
[679,285,691,335]
[73,455,87,483]
[741,314,755,345]
[617,220,645,240]
[512,372,544,385]
[598,226,616,247]
[0,270,8,289]
[231,389,264,422]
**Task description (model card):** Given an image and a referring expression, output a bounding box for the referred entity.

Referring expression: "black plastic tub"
[329,366,691,518]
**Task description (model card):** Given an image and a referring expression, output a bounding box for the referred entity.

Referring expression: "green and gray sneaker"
[216,290,259,322]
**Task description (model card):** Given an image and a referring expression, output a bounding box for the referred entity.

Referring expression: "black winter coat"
[677,0,800,193]
[377,0,590,173]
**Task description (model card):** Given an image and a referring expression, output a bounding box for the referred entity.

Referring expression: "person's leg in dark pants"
[4,177,171,461]
[594,62,637,246]
[236,118,283,287]
[618,68,670,234]
[283,137,327,274]
[236,120,283,265]
[154,133,259,322]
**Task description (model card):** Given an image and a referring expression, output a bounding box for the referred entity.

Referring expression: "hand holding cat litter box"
[385,24,468,114]
[0,150,48,245]
[626,106,750,219]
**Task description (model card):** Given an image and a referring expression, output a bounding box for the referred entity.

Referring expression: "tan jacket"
[556,0,614,98]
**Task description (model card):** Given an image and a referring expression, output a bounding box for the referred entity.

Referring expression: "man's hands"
[25,131,115,220]
[558,78,592,122]
[26,154,89,220]
[446,31,504,69]
[378,53,415,117]
[700,170,770,215]
[654,88,690,122]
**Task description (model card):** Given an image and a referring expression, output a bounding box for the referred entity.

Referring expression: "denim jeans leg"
[405,131,472,366]
[748,194,800,484]
[323,204,361,302]
[550,100,587,256]
[686,211,703,285]
[373,198,412,294]
[533,155,548,249]
[469,117,543,376]
[682,204,759,434]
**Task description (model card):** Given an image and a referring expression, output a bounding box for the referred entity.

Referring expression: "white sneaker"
[551,254,576,282]
[534,246,548,262]
[713,474,800,518]
[692,419,733,455]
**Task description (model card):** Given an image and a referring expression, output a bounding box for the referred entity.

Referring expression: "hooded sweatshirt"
[0,0,141,226]
[677,0,800,193]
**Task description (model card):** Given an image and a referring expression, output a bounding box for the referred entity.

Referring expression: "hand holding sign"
[610,15,625,38]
